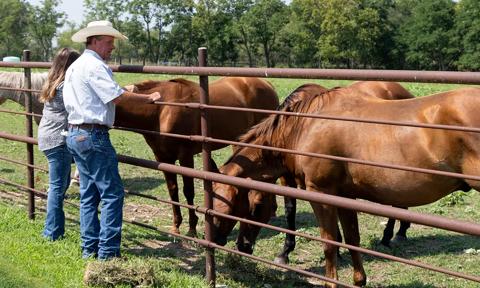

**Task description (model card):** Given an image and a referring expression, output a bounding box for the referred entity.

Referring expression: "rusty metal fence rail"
[1,48,480,287]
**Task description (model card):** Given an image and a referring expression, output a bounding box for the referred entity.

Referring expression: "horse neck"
[114,102,160,130]
[222,145,285,182]
[0,72,45,108]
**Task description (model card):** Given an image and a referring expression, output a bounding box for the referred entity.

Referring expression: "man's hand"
[148,91,162,103]
[113,90,162,105]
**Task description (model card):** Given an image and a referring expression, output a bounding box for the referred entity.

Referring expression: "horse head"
[211,129,286,252]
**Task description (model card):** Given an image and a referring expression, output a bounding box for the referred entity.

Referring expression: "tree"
[318,0,383,68]
[122,19,148,64]
[240,0,289,67]
[193,0,240,66]
[56,21,84,52]
[0,0,29,58]
[167,0,199,66]
[454,0,480,71]
[27,0,65,61]
[278,0,323,67]
[230,0,256,66]
[396,0,457,70]
[127,0,172,64]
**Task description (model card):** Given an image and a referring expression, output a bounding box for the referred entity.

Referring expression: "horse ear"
[209,157,219,173]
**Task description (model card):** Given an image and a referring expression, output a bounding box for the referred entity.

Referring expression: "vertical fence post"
[23,50,35,220]
[198,47,216,286]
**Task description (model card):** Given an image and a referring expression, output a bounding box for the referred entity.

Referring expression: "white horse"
[0,71,48,124]
[0,71,80,185]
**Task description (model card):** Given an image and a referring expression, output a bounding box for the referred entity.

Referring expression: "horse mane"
[169,78,199,88]
[131,78,198,92]
[239,85,331,147]
[278,83,321,110]
[131,80,163,91]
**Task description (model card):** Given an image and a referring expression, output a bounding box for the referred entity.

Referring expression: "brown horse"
[115,77,279,235]
[242,81,415,265]
[212,86,476,287]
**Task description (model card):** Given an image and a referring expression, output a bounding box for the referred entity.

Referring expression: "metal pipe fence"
[1,49,479,287]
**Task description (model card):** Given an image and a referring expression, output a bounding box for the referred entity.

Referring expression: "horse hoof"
[273,256,288,265]
[380,240,391,248]
[354,272,367,287]
[170,227,180,235]
[186,229,197,238]
[392,235,407,243]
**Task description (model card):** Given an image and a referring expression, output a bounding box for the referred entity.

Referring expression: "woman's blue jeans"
[66,126,124,260]
[43,144,72,240]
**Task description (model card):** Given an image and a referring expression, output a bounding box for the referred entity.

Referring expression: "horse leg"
[164,171,182,234]
[380,217,396,247]
[338,207,366,287]
[395,208,410,242]
[274,195,296,264]
[273,174,298,264]
[310,201,339,288]
[179,156,198,237]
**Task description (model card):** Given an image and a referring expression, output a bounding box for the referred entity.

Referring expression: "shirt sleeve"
[87,64,125,104]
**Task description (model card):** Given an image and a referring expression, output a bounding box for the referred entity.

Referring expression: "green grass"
[0,73,479,287]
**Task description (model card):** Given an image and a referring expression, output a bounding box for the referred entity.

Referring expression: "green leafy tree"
[193,0,239,66]
[230,0,256,66]
[27,0,65,61]
[0,0,28,58]
[396,0,457,70]
[318,0,382,68]
[241,0,289,67]
[375,0,412,69]
[56,21,84,52]
[122,19,149,64]
[167,0,199,65]
[278,0,322,67]
[127,0,172,64]
[454,0,480,71]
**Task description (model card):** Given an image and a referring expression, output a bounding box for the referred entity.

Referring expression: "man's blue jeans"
[43,144,72,240]
[66,126,124,259]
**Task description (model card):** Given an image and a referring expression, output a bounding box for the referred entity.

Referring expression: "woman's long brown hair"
[39,48,80,103]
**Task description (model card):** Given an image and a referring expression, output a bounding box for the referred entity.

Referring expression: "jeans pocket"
[71,133,93,154]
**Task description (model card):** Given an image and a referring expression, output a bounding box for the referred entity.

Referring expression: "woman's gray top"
[38,82,68,151]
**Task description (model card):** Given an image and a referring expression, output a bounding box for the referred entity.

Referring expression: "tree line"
[1,0,480,71]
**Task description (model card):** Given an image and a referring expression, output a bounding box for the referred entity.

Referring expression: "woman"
[38,48,80,240]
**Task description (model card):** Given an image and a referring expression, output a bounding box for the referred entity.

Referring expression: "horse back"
[290,87,480,206]
[349,81,414,100]
[209,77,279,110]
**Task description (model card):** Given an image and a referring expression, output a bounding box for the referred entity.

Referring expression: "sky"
[26,0,85,25]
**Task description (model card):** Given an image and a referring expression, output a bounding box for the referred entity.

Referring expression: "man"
[63,20,162,260]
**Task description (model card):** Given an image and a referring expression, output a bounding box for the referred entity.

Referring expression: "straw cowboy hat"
[71,20,128,43]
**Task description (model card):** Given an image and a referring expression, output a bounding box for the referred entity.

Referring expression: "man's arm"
[112,91,162,105]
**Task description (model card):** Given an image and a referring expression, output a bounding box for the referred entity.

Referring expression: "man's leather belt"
[68,123,109,130]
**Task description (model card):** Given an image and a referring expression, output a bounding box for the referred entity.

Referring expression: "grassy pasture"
[0,72,479,287]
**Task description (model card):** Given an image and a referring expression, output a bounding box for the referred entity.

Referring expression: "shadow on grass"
[369,281,436,288]
[217,253,322,288]
[364,234,480,261]
[122,176,165,193]
[0,168,14,173]
[252,211,318,241]
[123,225,323,287]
